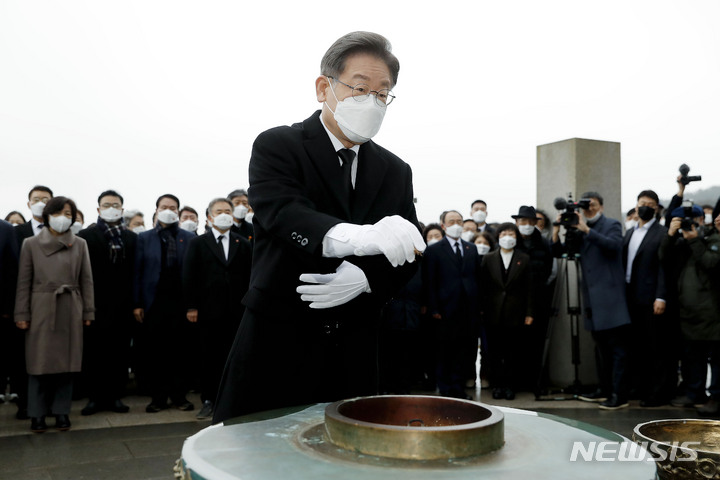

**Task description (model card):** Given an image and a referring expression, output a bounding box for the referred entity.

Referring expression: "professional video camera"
[553,193,591,228]
[680,199,700,232]
[679,164,702,186]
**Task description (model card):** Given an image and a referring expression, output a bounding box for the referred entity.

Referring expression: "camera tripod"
[535,251,586,400]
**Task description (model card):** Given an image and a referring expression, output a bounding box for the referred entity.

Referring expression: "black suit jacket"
[230,221,254,242]
[182,230,252,331]
[622,220,667,306]
[481,249,535,327]
[77,225,137,318]
[242,110,420,318]
[0,221,19,317]
[422,237,482,321]
[14,221,34,250]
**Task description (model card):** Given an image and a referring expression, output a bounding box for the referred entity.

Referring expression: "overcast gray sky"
[1,0,719,226]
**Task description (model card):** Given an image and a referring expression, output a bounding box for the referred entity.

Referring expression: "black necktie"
[338,148,356,205]
[217,235,226,262]
[455,242,463,264]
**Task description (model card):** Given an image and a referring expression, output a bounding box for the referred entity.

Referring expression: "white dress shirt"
[319,114,360,188]
[31,217,44,236]
[212,227,230,260]
[625,218,655,283]
[447,236,463,257]
[500,249,513,270]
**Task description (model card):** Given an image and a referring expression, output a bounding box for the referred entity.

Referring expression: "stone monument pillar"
[536,138,622,390]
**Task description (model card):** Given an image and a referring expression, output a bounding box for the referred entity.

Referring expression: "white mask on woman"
[499,236,517,250]
[48,215,72,233]
[476,243,491,255]
[70,221,83,235]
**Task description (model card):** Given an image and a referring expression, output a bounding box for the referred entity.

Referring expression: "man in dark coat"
[182,198,252,420]
[77,190,137,415]
[422,210,482,399]
[512,205,553,391]
[552,192,632,410]
[622,190,673,407]
[227,189,254,242]
[0,220,19,407]
[133,193,196,413]
[212,32,425,424]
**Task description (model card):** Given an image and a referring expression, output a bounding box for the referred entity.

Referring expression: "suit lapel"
[203,232,226,265]
[302,113,352,219]
[351,142,389,222]
[504,251,523,286]
[487,252,504,286]
[441,237,462,271]
[227,233,240,264]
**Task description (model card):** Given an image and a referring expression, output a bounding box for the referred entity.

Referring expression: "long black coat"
[0,221,18,317]
[481,249,535,327]
[213,111,421,423]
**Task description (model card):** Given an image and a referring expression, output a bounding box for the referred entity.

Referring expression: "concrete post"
[536,138,622,390]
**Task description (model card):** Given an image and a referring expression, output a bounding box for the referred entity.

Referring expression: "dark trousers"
[591,324,631,400]
[485,324,522,390]
[144,296,191,406]
[627,300,676,402]
[681,340,720,402]
[1,321,28,411]
[82,315,132,404]
[198,318,241,404]
[27,373,73,417]
[435,308,474,397]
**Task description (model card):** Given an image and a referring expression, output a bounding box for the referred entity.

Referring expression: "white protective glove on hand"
[296,261,371,309]
[324,215,426,267]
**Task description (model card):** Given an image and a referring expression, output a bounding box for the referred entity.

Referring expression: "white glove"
[296,261,371,309]
[323,216,426,267]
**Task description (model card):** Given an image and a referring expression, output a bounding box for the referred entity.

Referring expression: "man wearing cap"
[512,206,553,392]
[661,202,720,415]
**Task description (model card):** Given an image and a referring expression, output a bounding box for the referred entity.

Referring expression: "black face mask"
[637,206,655,222]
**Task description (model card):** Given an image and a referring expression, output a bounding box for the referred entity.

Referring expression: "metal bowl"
[634,418,720,479]
[324,395,504,460]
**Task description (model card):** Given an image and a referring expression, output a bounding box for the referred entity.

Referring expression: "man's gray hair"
[227,189,248,201]
[321,31,399,87]
[208,197,233,212]
[123,209,143,221]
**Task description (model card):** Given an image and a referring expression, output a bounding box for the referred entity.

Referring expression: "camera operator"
[661,203,720,415]
[551,191,632,410]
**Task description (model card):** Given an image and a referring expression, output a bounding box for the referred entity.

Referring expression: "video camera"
[553,194,591,228]
[680,199,700,232]
[679,164,702,186]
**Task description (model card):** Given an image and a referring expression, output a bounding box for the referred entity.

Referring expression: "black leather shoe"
[505,388,516,400]
[698,399,720,417]
[492,388,504,400]
[81,401,100,416]
[640,398,668,408]
[30,417,47,433]
[145,403,169,413]
[598,394,629,410]
[111,400,130,413]
[577,389,608,403]
[172,400,195,412]
[55,415,71,431]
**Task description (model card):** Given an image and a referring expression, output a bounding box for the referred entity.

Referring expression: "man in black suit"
[470,200,496,238]
[212,32,425,424]
[422,210,482,399]
[623,190,673,406]
[0,220,19,406]
[9,185,53,420]
[227,189,254,242]
[77,190,136,415]
[183,198,252,420]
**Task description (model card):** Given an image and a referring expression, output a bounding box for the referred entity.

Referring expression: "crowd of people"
[0,174,719,433]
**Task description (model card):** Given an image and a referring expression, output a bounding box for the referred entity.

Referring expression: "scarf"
[97,217,125,263]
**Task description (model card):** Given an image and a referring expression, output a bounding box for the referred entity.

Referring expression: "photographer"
[551,192,632,410]
[661,203,720,415]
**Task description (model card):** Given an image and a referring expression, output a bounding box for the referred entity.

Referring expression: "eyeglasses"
[100,203,122,209]
[327,76,395,106]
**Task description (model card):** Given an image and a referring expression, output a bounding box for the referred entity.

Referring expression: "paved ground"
[0,388,706,479]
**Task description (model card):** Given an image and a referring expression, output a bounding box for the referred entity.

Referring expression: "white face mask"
[48,215,72,233]
[70,221,83,235]
[180,220,198,232]
[245,212,254,223]
[472,210,487,224]
[445,224,463,239]
[157,209,179,225]
[132,226,146,234]
[476,243,491,255]
[625,219,638,230]
[30,201,46,218]
[518,224,535,236]
[460,230,475,242]
[705,213,713,225]
[233,205,248,220]
[326,79,386,144]
[211,213,234,230]
[99,207,123,223]
[499,236,517,250]
[426,238,441,246]
[584,211,601,224]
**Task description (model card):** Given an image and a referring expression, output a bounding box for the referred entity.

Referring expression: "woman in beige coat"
[14,196,94,433]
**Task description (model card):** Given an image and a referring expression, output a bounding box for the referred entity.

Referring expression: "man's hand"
[668,218,682,237]
[187,309,198,323]
[574,212,590,234]
[552,214,561,242]
[16,321,29,330]
[83,320,92,326]
[653,300,666,316]
[351,216,426,267]
[524,316,534,326]
[682,223,699,240]
[133,308,144,323]
[297,261,370,309]
[432,313,442,320]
